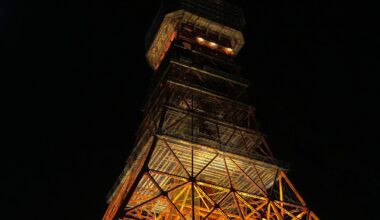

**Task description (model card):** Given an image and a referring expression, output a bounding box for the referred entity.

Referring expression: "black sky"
[3,0,378,219]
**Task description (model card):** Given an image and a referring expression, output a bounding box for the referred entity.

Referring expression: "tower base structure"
[104,134,318,220]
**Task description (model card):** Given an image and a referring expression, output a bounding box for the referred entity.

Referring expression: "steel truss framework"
[102,53,320,220]
[113,136,318,220]
[103,1,319,219]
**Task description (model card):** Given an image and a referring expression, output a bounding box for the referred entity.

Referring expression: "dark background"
[3,0,378,219]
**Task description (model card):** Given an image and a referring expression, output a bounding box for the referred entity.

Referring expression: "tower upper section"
[145,0,245,70]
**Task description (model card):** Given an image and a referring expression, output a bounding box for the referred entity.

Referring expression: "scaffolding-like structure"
[103,1,319,219]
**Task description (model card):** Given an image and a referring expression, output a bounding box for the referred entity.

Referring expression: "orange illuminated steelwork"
[103,0,318,219]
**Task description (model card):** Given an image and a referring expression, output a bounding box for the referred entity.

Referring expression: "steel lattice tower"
[103,1,319,219]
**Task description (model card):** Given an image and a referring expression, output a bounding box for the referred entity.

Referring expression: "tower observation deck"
[103,0,319,219]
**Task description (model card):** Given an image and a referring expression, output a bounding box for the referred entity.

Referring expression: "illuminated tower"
[103,0,319,219]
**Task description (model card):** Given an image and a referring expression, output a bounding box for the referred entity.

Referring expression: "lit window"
[209,42,217,48]
[224,47,234,55]
[196,37,205,43]
[225,48,233,52]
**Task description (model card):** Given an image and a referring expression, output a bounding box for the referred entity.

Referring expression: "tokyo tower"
[103,0,319,219]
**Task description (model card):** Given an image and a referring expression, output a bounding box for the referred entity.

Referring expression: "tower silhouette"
[103,1,319,219]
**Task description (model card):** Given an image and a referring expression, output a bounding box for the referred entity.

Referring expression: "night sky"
[3,0,378,219]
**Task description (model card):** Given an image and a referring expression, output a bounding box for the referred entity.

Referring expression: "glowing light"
[223,47,234,55]
[196,37,205,42]
[225,47,233,52]
[209,42,217,48]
